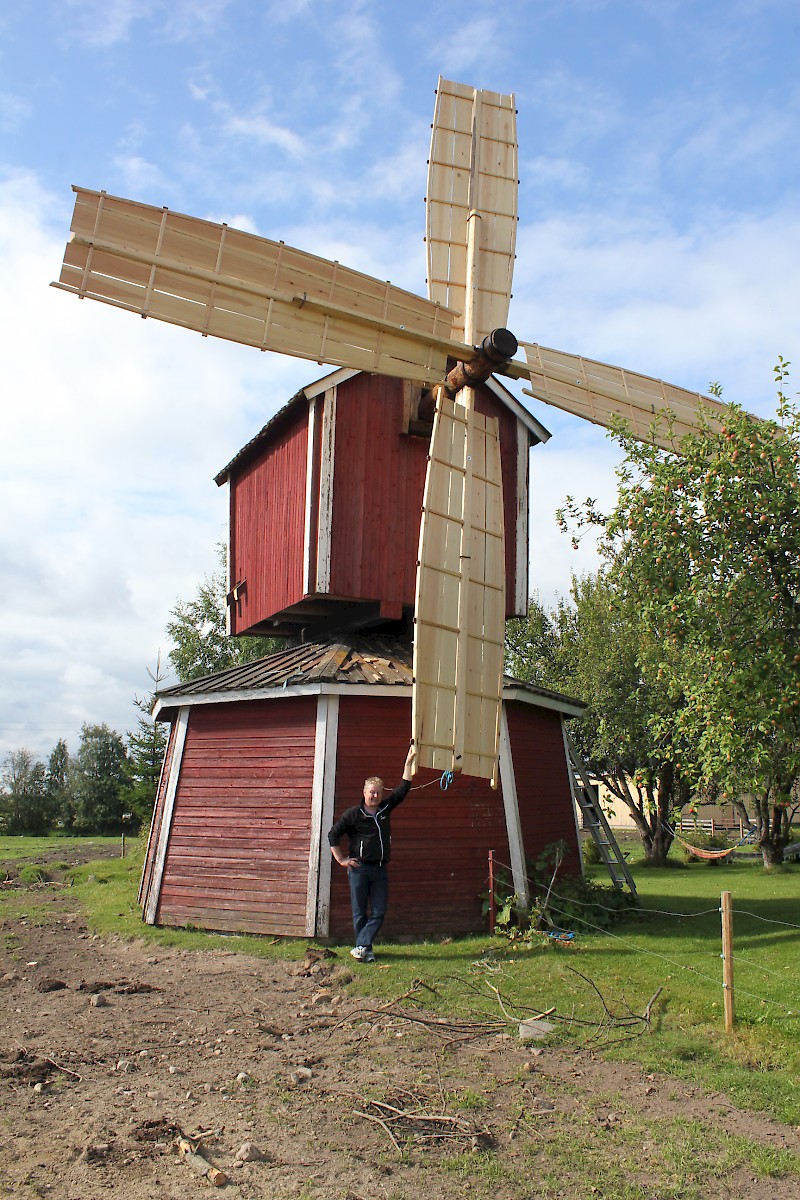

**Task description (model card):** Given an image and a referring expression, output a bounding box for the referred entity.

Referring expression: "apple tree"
[569,362,800,866]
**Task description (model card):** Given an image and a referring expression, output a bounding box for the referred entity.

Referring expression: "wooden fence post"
[721,890,734,1034]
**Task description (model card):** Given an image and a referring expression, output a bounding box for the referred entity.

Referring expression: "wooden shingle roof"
[154,636,584,717]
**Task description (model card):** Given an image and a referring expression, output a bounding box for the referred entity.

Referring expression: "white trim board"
[499,704,529,906]
[143,706,189,925]
[154,680,584,719]
[309,694,340,937]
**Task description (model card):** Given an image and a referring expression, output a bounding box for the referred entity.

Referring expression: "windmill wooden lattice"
[53,77,731,786]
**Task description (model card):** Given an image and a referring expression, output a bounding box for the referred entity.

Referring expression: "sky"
[2,0,799,762]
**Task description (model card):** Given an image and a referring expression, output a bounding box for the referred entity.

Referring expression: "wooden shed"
[214,367,550,639]
[141,638,585,938]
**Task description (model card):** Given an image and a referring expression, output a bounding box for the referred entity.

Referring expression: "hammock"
[670,823,756,860]
[674,834,738,860]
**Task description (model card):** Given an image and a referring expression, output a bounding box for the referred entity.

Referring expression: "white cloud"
[510,208,800,415]
[63,0,155,47]
[61,0,231,46]
[224,114,306,159]
[112,153,172,193]
[0,172,313,759]
[436,17,503,77]
[0,91,31,133]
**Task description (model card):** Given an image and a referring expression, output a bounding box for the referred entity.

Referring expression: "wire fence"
[487,854,800,1021]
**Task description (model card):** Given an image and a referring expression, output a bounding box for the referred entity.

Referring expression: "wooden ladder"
[564,729,637,895]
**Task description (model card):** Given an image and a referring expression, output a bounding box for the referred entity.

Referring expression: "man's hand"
[403,744,416,780]
[332,849,359,868]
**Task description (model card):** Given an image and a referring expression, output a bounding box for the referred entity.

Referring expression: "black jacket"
[327,779,411,866]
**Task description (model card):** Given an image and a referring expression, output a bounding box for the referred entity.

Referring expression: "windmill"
[52,77,730,788]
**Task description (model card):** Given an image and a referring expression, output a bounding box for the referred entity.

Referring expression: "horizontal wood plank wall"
[229,406,309,635]
[139,718,178,909]
[328,695,510,939]
[474,385,521,618]
[328,375,430,612]
[505,702,581,875]
[156,698,317,935]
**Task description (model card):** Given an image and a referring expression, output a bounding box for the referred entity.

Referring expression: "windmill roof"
[214,366,551,486]
[153,635,585,718]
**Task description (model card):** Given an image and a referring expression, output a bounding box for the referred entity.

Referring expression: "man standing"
[328,745,416,962]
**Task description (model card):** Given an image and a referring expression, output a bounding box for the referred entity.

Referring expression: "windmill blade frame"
[518,342,731,451]
[426,77,518,345]
[53,187,465,385]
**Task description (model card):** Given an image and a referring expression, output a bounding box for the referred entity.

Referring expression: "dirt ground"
[1,850,799,1200]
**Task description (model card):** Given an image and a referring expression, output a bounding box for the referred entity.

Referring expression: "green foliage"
[45,738,75,831]
[71,723,130,834]
[123,712,167,830]
[568,362,800,866]
[0,748,55,834]
[166,543,280,683]
[486,842,638,942]
[505,577,693,863]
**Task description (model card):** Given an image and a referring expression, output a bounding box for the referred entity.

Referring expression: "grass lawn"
[1,835,798,1125]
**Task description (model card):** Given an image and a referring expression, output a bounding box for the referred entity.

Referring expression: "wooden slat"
[520,342,730,450]
[413,393,505,784]
[426,77,518,344]
[54,187,463,384]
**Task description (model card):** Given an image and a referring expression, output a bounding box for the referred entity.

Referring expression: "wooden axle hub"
[444,328,519,396]
[419,329,518,419]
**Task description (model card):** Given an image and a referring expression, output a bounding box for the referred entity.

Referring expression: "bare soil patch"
[1,876,798,1199]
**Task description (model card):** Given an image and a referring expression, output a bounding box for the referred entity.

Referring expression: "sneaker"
[361,948,376,963]
[350,946,366,961]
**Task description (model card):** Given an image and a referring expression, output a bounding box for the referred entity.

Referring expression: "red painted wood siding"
[139,719,178,910]
[155,698,317,935]
[229,405,309,634]
[327,375,429,610]
[505,703,581,876]
[226,375,525,633]
[328,695,511,939]
[328,375,523,617]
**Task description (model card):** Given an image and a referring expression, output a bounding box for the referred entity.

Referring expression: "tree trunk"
[755,783,791,868]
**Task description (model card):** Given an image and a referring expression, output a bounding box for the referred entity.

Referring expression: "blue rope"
[440,770,454,790]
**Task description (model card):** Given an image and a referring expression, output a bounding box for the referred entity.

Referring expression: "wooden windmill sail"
[52,76,732,786]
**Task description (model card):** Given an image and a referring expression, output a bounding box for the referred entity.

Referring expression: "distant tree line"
[1,547,278,839]
[0,711,168,837]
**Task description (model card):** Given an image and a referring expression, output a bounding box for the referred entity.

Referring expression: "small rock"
[167,1065,182,1076]
[235,1142,266,1162]
[33,1082,49,1094]
[236,1072,251,1085]
[89,993,107,1008]
[288,1066,313,1085]
[518,1019,555,1041]
[116,1059,134,1073]
[138,1049,150,1058]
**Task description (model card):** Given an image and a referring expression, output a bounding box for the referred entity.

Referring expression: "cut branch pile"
[352,1089,490,1156]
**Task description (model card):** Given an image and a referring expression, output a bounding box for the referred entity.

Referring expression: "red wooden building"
[214,367,547,637]
[140,368,588,939]
[141,639,584,938]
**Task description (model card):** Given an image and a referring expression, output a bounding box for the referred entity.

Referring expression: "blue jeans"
[348,863,388,948]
